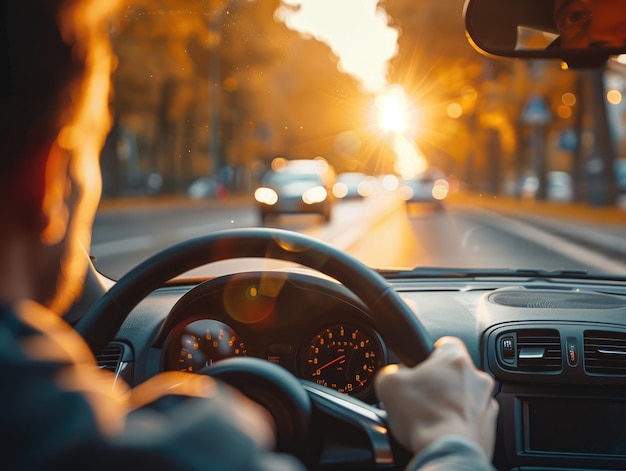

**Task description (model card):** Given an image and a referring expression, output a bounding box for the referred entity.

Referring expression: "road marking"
[307,193,402,250]
[461,205,626,275]
[91,216,258,258]
[90,193,394,259]
[517,215,626,257]
[174,216,257,238]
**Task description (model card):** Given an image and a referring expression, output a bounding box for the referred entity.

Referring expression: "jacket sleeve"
[48,395,305,471]
[0,303,305,471]
[407,435,496,471]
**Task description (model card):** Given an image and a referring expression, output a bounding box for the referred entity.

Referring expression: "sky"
[275,0,400,94]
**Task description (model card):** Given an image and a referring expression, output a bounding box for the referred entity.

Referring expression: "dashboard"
[100,269,626,471]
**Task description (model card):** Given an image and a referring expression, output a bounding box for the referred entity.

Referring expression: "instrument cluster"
[160,272,388,400]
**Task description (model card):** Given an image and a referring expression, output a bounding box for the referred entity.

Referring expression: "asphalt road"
[91,192,626,279]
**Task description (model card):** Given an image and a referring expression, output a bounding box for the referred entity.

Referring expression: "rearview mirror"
[464,0,626,68]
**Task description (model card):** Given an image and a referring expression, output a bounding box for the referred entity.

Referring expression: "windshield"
[92,0,626,280]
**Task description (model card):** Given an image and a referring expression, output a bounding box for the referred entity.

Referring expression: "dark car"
[332,172,374,199]
[255,168,332,223]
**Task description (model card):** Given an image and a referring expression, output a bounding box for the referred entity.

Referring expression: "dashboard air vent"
[584,331,626,375]
[488,290,626,309]
[96,343,123,374]
[516,329,562,372]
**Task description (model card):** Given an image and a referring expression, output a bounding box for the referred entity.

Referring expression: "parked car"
[186,176,220,199]
[519,171,574,202]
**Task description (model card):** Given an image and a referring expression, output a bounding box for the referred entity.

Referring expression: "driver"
[0,0,498,469]
[554,0,626,48]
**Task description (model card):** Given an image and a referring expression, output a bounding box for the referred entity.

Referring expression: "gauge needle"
[313,354,346,376]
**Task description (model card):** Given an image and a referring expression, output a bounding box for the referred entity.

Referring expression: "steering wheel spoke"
[303,382,415,469]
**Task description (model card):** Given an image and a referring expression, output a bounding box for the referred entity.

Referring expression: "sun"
[375,85,409,133]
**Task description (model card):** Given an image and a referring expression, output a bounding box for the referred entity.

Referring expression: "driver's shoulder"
[0,301,128,433]
[1,300,98,366]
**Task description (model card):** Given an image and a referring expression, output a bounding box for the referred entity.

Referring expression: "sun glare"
[376,86,409,133]
[378,98,407,132]
[392,135,427,179]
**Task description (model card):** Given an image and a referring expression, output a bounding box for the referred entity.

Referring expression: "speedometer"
[163,319,247,372]
[301,322,385,397]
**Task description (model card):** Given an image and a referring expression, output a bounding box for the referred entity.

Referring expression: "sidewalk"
[97,193,253,212]
[449,193,626,259]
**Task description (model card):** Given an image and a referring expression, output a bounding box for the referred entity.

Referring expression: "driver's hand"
[374,336,498,459]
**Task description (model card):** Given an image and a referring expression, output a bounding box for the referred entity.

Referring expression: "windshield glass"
[92,0,626,280]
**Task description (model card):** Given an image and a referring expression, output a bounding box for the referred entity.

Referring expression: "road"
[91,191,626,279]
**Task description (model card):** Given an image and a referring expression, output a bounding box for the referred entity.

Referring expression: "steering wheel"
[77,228,433,466]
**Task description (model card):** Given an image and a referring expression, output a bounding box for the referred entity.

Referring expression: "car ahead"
[54,0,626,470]
[255,167,332,223]
[398,170,449,207]
[332,172,374,199]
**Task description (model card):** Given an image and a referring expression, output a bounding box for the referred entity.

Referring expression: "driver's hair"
[0,0,117,209]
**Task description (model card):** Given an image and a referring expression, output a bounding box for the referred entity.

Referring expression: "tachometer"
[301,322,385,397]
[164,319,247,372]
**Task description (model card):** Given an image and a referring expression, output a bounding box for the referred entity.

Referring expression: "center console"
[484,322,626,470]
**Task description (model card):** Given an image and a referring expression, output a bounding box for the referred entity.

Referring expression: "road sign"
[521,95,551,125]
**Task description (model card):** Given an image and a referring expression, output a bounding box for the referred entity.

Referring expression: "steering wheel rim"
[78,228,434,465]
[78,227,433,365]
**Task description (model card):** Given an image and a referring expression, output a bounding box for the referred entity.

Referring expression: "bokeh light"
[446,102,463,119]
[432,179,450,200]
[271,157,288,171]
[607,90,623,105]
[562,92,576,107]
[302,186,328,204]
[381,174,399,191]
[557,105,572,119]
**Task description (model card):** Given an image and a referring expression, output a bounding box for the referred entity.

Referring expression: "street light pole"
[207,2,223,184]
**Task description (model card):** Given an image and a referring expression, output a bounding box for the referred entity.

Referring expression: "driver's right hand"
[374,336,499,459]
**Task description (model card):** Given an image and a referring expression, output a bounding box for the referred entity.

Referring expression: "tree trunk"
[586,66,617,206]
[571,72,586,202]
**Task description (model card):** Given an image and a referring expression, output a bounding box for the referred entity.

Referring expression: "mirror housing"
[464,0,626,68]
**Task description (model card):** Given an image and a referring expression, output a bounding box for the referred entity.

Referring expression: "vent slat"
[96,344,123,373]
[515,329,562,372]
[584,331,626,375]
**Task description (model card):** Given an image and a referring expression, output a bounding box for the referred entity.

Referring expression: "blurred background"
[92,0,626,278]
[100,0,626,206]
